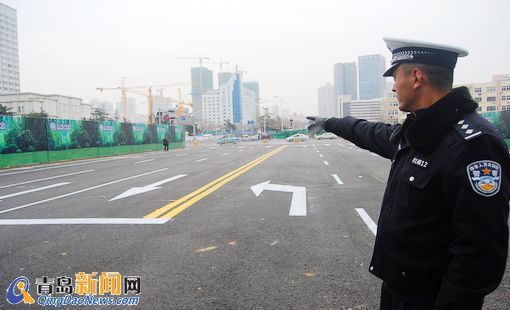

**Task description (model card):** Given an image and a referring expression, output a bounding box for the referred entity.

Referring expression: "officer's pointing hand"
[307,116,328,135]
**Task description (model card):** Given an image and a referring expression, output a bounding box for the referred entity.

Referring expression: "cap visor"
[383,64,398,77]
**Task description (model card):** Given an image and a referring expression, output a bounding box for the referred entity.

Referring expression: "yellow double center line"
[144,145,287,219]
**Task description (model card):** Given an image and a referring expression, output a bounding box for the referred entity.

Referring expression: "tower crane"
[203,59,230,73]
[173,56,211,110]
[173,56,210,67]
[96,77,131,122]
[97,79,188,124]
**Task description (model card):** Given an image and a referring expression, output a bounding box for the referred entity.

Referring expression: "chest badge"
[411,157,429,169]
[467,160,502,197]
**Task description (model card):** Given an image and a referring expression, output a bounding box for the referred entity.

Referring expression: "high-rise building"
[334,62,358,100]
[191,66,213,121]
[218,72,233,86]
[318,82,336,117]
[243,82,260,119]
[358,54,386,100]
[0,3,20,94]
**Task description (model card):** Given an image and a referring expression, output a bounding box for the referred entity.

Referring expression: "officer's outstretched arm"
[436,134,509,309]
[322,116,399,159]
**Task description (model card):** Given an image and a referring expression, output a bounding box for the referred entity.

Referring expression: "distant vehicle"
[217,134,240,145]
[286,133,309,142]
[243,135,259,141]
[241,134,251,142]
[316,132,338,140]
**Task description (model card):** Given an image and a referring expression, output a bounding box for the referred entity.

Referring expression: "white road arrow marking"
[109,174,187,201]
[251,180,307,216]
[0,168,168,215]
[0,182,70,199]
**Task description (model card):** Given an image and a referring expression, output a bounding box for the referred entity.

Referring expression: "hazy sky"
[4,0,510,115]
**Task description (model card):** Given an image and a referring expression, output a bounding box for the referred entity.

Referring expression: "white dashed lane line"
[332,174,344,185]
[355,208,377,236]
[0,170,94,189]
[134,159,155,164]
[0,182,70,200]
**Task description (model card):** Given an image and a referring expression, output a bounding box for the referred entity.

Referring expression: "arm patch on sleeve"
[467,160,502,197]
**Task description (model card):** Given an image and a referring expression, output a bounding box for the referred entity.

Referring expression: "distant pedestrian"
[162,138,169,151]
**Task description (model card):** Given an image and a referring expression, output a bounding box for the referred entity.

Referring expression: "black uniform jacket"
[324,87,509,309]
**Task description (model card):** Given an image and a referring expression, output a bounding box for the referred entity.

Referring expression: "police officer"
[308,38,509,309]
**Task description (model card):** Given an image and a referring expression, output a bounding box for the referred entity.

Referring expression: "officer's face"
[392,65,416,112]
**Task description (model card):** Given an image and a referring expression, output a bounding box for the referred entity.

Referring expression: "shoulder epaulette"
[454,117,483,141]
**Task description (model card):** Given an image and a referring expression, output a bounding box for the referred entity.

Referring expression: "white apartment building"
[381,91,408,124]
[0,3,20,93]
[202,88,231,126]
[338,95,382,122]
[0,93,91,119]
[202,72,256,127]
[460,75,510,113]
[380,74,510,124]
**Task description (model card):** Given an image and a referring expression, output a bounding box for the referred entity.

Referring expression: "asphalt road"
[0,139,509,309]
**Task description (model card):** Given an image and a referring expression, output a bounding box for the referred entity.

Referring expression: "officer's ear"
[411,67,424,90]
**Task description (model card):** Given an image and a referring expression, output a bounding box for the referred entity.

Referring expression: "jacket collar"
[391,86,478,154]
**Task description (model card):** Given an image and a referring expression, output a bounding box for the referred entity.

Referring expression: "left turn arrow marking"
[109,174,187,201]
[251,180,307,216]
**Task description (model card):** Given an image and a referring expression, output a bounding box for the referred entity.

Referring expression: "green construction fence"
[0,116,185,168]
